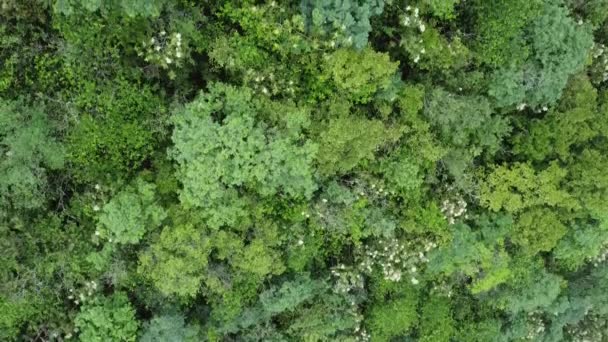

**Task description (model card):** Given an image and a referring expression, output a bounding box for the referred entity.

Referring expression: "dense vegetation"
[2,0,608,341]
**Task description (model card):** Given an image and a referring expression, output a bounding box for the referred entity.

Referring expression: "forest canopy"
[2,0,608,341]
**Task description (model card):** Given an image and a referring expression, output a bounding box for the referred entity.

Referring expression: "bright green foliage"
[479,162,578,213]
[138,224,211,298]
[489,2,593,108]
[0,100,64,213]
[419,295,455,342]
[512,208,567,254]
[140,314,200,342]
[566,148,608,219]
[231,239,285,277]
[171,83,317,228]
[74,292,139,342]
[301,0,385,49]
[323,48,399,103]
[317,116,401,176]
[97,180,166,245]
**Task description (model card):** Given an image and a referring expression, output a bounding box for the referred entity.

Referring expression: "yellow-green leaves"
[316,116,401,176]
[480,162,578,213]
[324,48,398,103]
[138,224,210,299]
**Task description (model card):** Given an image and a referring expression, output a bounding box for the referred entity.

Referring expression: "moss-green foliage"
[0,100,64,213]
[67,79,166,183]
[74,292,139,342]
[367,277,419,341]
[480,162,578,213]
[5,1,608,341]
[54,0,167,17]
[513,74,605,162]
[419,295,455,342]
[471,0,541,67]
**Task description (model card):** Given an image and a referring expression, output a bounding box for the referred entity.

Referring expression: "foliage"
[424,88,510,189]
[470,0,541,67]
[54,0,167,17]
[4,1,608,341]
[479,162,578,213]
[0,100,64,213]
[301,0,385,49]
[97,180,166,245]
[323,47,399,103]
[428,217,513,294]
[66,79,166,183]
[171,83,317,228]
[138,223,211,298]
[317,115,401,176]
[512,74,602,161]
[366,277,419,341]
[74,292,139,342]
[488,2,593,109]
[140,314,200,342]
[419,295,455,342]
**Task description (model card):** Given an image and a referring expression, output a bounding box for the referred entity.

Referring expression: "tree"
[323,47,399,103]
[74,292,139,342]
[366,276,419,341]
[301,0,386,49]
[316,115,401,176]
[97,180,166,245]
[170,83,317,228]
[479,162,578,213]
[138,223,211,298]
[427,216,513,294]
[419,295,455,342]
[488,2,593,109]
[0,100,64,214]
[424,88,510,189]
[140,314,200,342]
